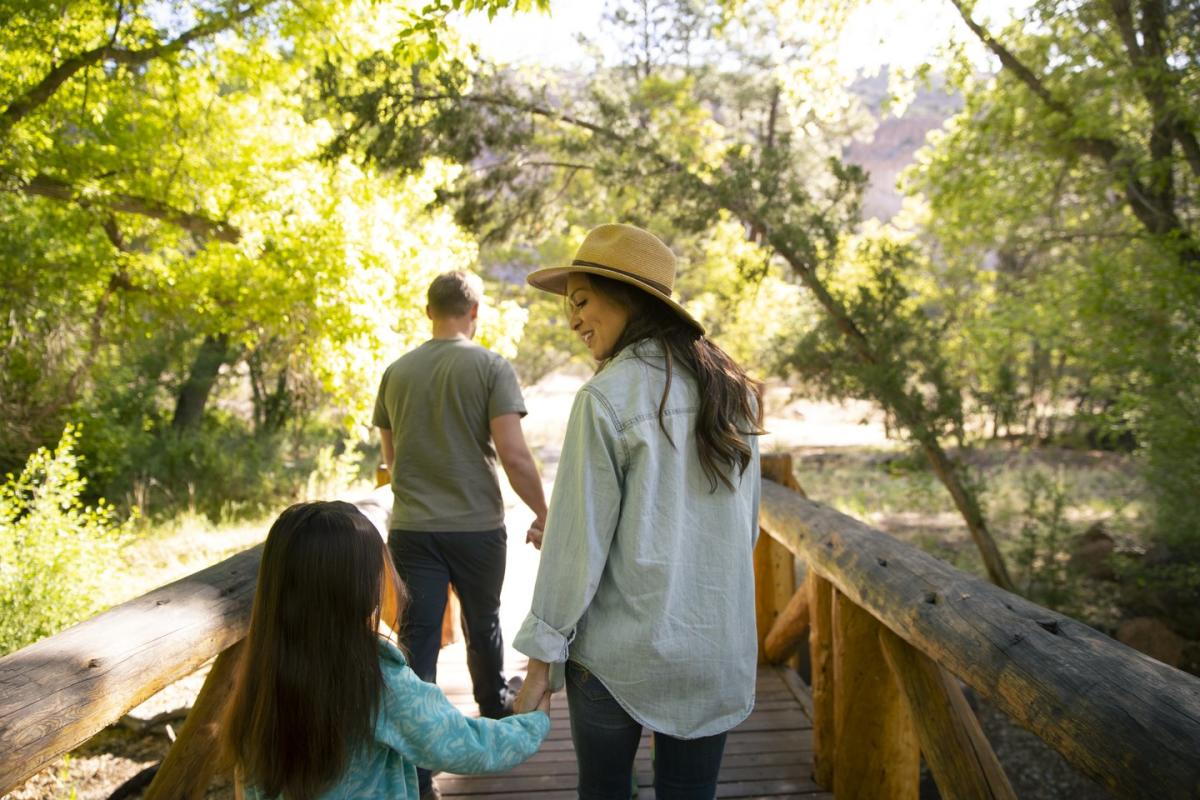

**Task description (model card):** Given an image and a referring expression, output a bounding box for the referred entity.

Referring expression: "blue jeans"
[566,661,727,800]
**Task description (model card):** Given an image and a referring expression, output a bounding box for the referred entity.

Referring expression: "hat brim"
[527,265,705,335]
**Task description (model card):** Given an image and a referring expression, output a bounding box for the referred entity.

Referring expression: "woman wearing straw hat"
[513,223,764,798]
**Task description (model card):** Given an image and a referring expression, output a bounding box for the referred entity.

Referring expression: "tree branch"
[15,173,241,243]
[0,2,264,135]
[947,0,1196,265]
[1108,0,1200,179]
[409,92,619,140]
[948,0,1070,115]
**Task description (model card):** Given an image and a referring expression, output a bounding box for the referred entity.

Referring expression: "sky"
[454,0,1031,77]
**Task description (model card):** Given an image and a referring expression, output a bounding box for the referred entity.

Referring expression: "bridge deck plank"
[432,643,827,799]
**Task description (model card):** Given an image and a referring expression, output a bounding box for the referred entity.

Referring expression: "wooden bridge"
[435,642,825,798]
[2,454,1199,799]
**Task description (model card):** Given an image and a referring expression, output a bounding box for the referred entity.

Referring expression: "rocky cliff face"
[844,71,961,221]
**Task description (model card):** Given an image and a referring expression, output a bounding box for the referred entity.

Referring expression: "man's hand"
[525,520,544,550]
[514,658,551,714]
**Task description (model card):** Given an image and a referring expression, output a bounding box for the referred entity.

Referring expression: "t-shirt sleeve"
[487,357,527,419]
[372,367,392,429]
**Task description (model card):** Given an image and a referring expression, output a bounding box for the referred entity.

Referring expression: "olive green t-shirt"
[373,338,526,532]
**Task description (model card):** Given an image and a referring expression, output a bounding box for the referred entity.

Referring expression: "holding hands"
[514,658,552,714]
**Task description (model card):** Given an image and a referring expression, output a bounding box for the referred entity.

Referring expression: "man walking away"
[374,271,547,800]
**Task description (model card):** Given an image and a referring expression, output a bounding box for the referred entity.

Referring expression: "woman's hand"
[515,658,551,713]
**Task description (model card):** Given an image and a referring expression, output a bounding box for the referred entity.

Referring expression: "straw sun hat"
[526,223,705,334]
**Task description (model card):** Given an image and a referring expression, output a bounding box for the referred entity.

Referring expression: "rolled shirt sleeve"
[514,387,623,669]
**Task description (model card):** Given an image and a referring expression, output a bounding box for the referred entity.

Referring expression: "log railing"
[2,464,1200,798]
[752,454,1200,800]
[0,489,390,799]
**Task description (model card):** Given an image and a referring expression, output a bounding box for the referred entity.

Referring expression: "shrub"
[1010,468,1076,612]
[0,425,132,656]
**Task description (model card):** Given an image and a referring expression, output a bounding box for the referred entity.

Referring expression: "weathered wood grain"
[143,641,244,800]
[764,578,811,664]
[879,626,1016,800]
[759,453,806,674]
[832,590,919,799]
[808,572,835,789]
[756,458,799,663]
[760,453,809,498]
[0,544,262,794]
[759,479,1200,800]
[754,532,797,663]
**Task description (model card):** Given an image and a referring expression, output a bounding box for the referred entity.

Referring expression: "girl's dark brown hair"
[221,501,407,800]
[586,273,765,491]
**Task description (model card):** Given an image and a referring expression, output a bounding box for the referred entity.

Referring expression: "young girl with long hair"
[222,500,549,800]
[513,224,764,799]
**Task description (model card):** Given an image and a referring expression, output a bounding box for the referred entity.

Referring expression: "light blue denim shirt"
[243,639,549,800]
[514,339,761,739]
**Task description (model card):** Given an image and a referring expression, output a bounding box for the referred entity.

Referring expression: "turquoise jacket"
[243,639,550,799]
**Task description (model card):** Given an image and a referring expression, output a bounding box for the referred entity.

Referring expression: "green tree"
[323,0,1017,588]
[1,0,541,514]
[906,0,1200,555]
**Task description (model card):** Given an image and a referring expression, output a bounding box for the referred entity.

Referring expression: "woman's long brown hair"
[587,273,765,491]
[221,501,407,800]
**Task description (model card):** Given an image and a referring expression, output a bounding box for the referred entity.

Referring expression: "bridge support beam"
[808,573,836,789]
[763,577,810,664]
[832,590,919,800]
[144,641,243,800]
[879,628,1016,800]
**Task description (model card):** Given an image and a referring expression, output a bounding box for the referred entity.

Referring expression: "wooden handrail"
[0,544,261,793]
[0,490,392,796]
[3,477,1199,798]
[758,478,1200,800]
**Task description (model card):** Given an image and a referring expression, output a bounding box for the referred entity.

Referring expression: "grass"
[96,477,382,612]
[788,442,1148,629]
[95,513,272,612]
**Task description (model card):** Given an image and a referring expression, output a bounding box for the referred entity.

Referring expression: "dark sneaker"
[482,674,525,719]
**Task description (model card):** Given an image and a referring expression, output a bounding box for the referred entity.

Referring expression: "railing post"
[879,627,1017,800]
[753,532,796,663]
[143,640,243,800]
[832,590,919,799]
[763,575,810,664]
[376,468,459,647]
[808,572,836,789]
[756,454,806,665]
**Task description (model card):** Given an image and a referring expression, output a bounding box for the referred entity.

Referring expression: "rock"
[1142,541,1176,568]
[1116,617,1185,668]
[1069,524,1115,581]
[1182,640,1200,677]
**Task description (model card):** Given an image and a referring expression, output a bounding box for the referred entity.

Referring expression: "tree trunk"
[248,353,291,435]
[758,226,1016,591]
[171,334,231,432]
[921,437,1013,588]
